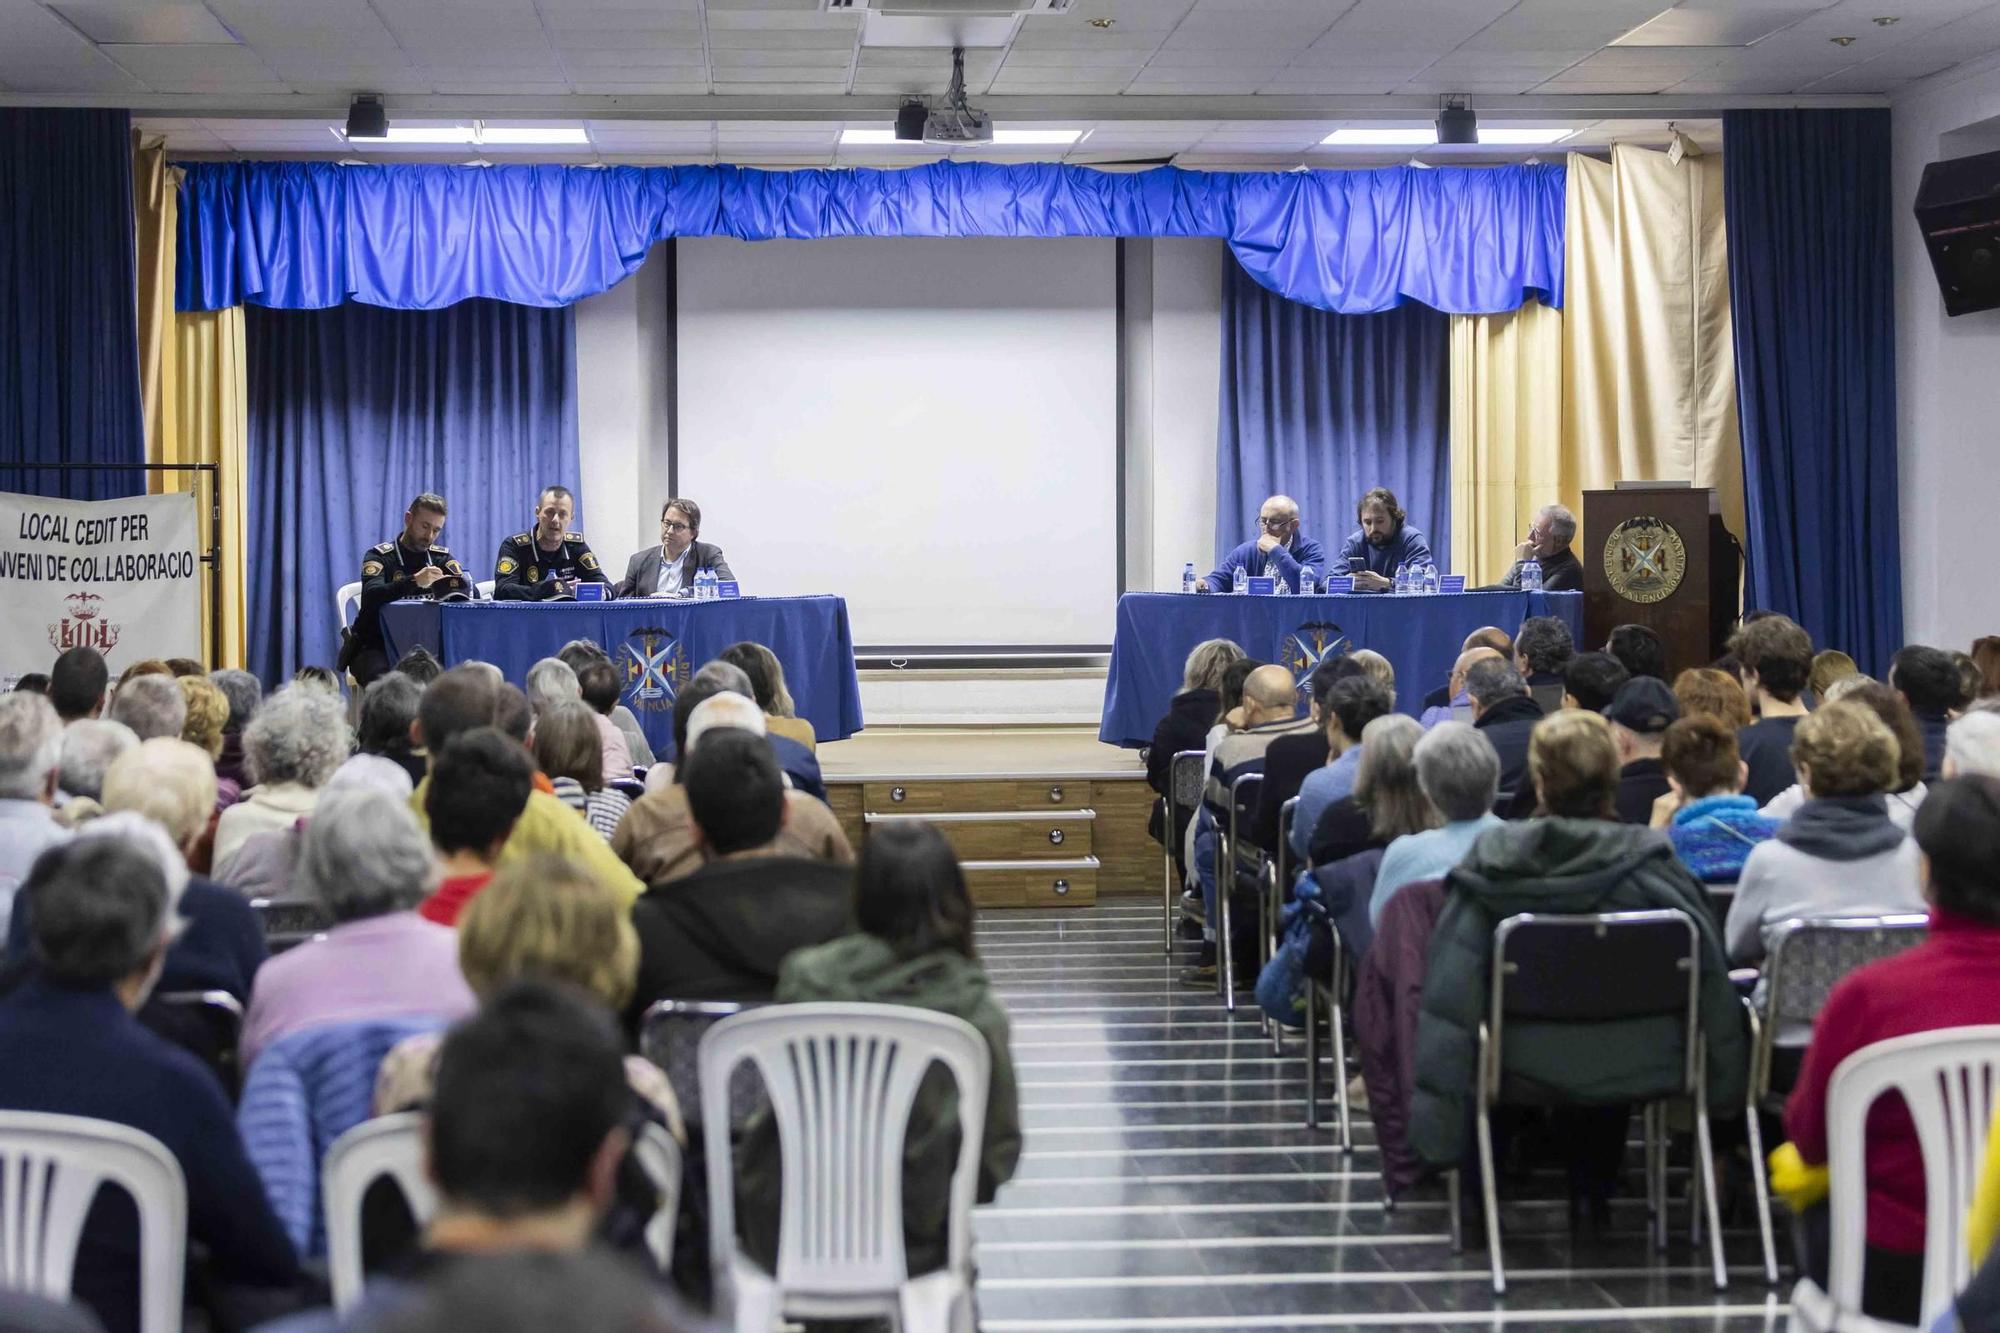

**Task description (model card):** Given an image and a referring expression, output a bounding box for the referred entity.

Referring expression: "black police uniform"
[491,530,607,601]
[340,537,470,688]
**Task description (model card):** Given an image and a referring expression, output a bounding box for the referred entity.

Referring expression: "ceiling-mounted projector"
[898,46,993,146]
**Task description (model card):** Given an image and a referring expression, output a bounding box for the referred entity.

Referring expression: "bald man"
[1420,647,1504,729]
[1202,495,1330,594]
[1421,627,1515,713]
[1185,664,1314,985]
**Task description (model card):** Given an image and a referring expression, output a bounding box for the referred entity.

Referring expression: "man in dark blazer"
[613,497,735,598]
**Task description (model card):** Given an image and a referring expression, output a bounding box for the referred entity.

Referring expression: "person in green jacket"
[1409,709,1748,1224]
[736,820,1022,1281]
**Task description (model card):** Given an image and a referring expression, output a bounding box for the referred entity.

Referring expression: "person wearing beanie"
[1780,775,2000,1325]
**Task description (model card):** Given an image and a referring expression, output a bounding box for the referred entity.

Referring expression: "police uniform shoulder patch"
[444,558,463,574]
[431,544,451,555]
[563,531,585,542]
[362,560,384,577]
[580,551,600,571]
[497,556,518,576]
[370,541,395,555]
[510,532,534,547]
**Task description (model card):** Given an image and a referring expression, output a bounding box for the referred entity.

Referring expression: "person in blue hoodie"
[1202,494,1329,594]
[1336,487,1434,593]
[1660,714,1781,884]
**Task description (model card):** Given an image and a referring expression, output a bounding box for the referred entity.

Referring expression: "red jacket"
[1355,877,1449,1198]
[1784,910,2000,1253]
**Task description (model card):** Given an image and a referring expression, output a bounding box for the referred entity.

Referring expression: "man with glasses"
[612,498,735,598]
[492,485,608,601]
[1199,495,1328,594]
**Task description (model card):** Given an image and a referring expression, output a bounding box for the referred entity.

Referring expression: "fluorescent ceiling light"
[841,129,902,144]
[479,127,590,145]
[1321,128,1436,146]
[347,124,590,146]
[993,129,1082,145]
[382,127,478,144]
[1476,127,1575,145]
[841,127,1082,146]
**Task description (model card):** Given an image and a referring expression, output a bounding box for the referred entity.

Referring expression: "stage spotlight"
[346,95,389,140]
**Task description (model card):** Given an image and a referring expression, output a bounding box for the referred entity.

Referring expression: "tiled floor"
[973,901,1791,1332]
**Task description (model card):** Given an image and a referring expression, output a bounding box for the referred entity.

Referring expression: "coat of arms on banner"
[619,629,691,712]
[1281,621,1352,700]
[47,592,121,653]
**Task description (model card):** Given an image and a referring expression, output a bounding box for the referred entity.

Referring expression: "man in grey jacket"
[613,497,734,598]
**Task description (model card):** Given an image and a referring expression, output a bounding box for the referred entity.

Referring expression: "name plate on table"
[1246,576,1276,596]
[573,581,606,602]
[1440,575,1466,594]
[716,581,742,600]
[1323,575,1355,594]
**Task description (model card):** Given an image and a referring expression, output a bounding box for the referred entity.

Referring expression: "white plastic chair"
[0,1111,187,1333]
[324,1112,683,1311]
[336,581,362,631]
[1788,1025,2000,1332]
[700,1002,990,1333]
[474,579,495,600]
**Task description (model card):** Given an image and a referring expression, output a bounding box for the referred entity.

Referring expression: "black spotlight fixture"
[894,98,928,143]
[1436,98,1476,145]
[346,94,389,140]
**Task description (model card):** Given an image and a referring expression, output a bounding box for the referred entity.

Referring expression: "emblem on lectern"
[1603,517,1687,605]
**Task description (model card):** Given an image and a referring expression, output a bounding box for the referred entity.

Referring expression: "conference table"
[379,595,865,757]
[1098,589,1585,747]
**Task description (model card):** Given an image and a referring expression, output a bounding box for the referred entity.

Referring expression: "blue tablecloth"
[1099,589,1584,747]
[379,596,865,756]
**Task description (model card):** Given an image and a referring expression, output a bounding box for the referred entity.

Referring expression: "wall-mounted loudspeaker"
[1916,148,2000,317]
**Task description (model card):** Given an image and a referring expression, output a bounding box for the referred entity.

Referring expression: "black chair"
[141,989,245,1099]
[1447,909,1727,1295]
[640,999,766,1136]
[1298,897,1352,1151]
[1218,773,1263,1009]
[609,778,646,801]
[1162,750,1206,952]
[248,897,333,953]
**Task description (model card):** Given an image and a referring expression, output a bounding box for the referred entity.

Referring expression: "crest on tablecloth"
[1280,621,1351,700]
[618,629,691,712]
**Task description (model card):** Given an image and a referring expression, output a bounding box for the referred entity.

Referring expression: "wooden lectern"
[1582,485,1742,679]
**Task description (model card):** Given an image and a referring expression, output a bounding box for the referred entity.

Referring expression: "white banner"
[0,491,202,687]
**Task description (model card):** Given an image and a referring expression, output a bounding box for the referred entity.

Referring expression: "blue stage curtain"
[245,299,580,684]
[177,160,1565,317]
[0,109,146,499]
[1723,110,1902,672]
[1216,257,1450,574]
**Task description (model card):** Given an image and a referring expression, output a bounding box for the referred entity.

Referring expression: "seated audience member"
[1563,651,1630,715]
[738,820,1020,1279]
[165,658,204,678]
[379,856,681,1143]
[1409,710,1745,1220]
[214,684,352,873]
[1514,616,1575,701]
[1946,709,2000,779]
[359,672,427,786]
[1659,716,1780,884]
[178,675,237,806]
[240,789,475,1070]
[293,665,343,698]
[1604,677,1681,824]
[1371,722,1501,926]
[422,728,535,926]
[614,693,850,887]
[1418,645,1502,730]
[1605,624,1667,682]
[718,640,816,751]
[1254,656,1359,854]
[1763,681,1929,827]
[0,838,298,1333]
[113,659,171,694]
[1349,649,1395,696]
[408,667,644,907]
[1953,650,1985,716]
[107,672,185,743]
[528,655,631,785]
[270,982,648,1333]
[0,691,68,935]
[1303,714,1436,958]
[1466,658,1544,804]
[642,659,825,801]
[1810,649,1859,702]
[208,667,262,788]
[1497,504,1583,591]
[1673,666,1754,732]
[1421,627,1513,714]
[10,673,46,695]
[1781,775,2000,1325]
[1726,702,1925,967]
[1732,614,1815,804]
[215,754,413,904]
[1891,644,1965,781]
[1972,635,2000,701]
[577,659,650,773]
[392,646,444,685]
[557,639,653,769]
[49,645,109,723]
[1291,674,1395,864]
[625,729,853,1022]
[535,701,631,840]
[1147,638,1244,875]
[53,717,136,827]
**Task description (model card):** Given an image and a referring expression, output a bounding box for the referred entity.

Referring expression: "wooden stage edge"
[817,726,1157,907]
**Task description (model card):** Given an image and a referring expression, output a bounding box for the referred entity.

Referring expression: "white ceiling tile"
[49,3,239,44]
[707,28,859,50]
[0,0,146,93]
[100,42,290,91]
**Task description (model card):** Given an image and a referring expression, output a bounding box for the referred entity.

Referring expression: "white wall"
[572,245,673,571]
[1894,58,2000,649]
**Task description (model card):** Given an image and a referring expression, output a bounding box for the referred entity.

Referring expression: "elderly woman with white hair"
[528,655,630,785]
[7,740,269,1003]
[239,789,474,1070]
[0,692,68,937]
[213,683,353,873]
[612,692,852,886]
[53,717,138,828]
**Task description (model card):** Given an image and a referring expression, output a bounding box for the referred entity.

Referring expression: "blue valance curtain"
[1723,110,1902,673]
[177,160,1566,317]
[1216,256,1450,572]
[245,298,580,683]
[0,109,146,500]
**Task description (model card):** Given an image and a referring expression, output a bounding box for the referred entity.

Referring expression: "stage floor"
[817,725,1144,782]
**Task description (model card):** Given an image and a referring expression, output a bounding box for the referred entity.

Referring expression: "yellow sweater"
[409,780,643,909]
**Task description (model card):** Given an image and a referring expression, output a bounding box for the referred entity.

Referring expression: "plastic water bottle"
[1298,567,1316,596]
[699,568,715,600]
[1422,562,1440,596]
[1273,563,1291,596]
[1393,562,1409,596]
[1521,558,1542,593]
[1233,565,1248,595]
[1182,562,1196,595]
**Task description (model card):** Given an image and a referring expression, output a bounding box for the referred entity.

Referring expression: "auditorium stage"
[818,726,1155,909]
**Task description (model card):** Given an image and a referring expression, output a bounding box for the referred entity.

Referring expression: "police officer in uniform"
[492,485,607,601]
[340,492,470,689]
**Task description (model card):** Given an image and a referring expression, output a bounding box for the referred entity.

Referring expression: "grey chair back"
[1753,914,1929,1101]
[641,999,766,1132]
[1168,751,1207,816]
[247,898,334,953]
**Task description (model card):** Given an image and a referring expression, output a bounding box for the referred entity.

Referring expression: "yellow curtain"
[132,136,250,667]
[1561,144,1743,544]
[1449,299,1563,584]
